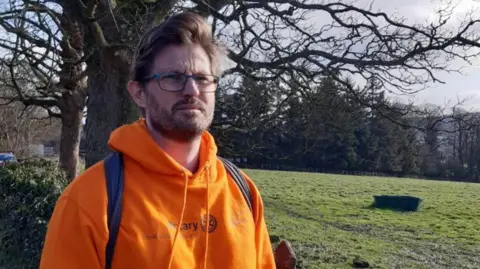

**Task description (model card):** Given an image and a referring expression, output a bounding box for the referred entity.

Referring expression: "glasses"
[144,72,220,92]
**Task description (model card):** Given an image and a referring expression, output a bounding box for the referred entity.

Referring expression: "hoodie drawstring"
[203,164,211,269]
[167,166,212,269]
[167,171,189,269]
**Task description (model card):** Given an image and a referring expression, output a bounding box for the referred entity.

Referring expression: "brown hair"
[130,12,226,85]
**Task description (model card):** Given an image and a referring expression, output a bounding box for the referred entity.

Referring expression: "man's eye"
[195,76,213,83]
[164,74,184,82]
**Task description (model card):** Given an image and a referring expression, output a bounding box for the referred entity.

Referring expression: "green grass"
[245,169,480,269]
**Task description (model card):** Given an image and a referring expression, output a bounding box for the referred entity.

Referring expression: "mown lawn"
[244,169,480,269]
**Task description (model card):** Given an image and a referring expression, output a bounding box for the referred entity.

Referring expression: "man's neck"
[146,121,201,173]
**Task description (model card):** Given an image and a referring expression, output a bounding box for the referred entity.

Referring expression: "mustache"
[172,98,206,112]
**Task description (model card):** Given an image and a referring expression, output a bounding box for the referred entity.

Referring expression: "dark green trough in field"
[373,195,423,212]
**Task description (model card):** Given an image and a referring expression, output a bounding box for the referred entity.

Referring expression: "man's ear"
[127,80,147,109]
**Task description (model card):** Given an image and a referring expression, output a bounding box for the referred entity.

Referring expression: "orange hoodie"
[39,119,276,269]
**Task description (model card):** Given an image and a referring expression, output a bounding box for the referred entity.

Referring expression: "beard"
[146,96,213,143]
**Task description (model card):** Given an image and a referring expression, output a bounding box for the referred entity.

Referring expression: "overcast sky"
[354,0,480,111]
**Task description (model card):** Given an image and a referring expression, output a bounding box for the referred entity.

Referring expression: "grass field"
[245,169,480,269]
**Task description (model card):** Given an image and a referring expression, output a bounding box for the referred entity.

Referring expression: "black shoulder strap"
[218,157,253,213]
[103,152,124,269]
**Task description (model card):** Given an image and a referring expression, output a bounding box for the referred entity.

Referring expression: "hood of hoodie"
[107,118,219,180]
[107,119,219,268]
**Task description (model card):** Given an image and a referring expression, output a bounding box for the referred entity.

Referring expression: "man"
[39,12,276,269]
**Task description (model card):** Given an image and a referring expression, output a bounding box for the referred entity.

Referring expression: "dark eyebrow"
[156,69,211,76]
[162,70,184,74]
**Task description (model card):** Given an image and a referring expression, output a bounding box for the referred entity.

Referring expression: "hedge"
[0,159,67,269]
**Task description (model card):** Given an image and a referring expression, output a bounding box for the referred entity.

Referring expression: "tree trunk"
[56,2,87,180]
[84,52,140,168]
[81,2,188,168]
[59,90,86,181]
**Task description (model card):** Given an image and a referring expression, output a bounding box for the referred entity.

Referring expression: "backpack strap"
[218,157,253,213]
[103,152,124,269]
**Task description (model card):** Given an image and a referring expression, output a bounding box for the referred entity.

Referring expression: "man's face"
[138,44,216,142]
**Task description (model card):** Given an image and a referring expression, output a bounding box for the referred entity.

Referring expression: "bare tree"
[443,107,480,181]
[82,0,480,167]
[0,0,176,170]
[2,0,480,169]
[0,0,86,180]
[71,0,174,167]
[201,0,480,124]
[0,98,61,158]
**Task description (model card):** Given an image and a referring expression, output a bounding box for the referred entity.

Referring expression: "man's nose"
[182,77,201,97]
